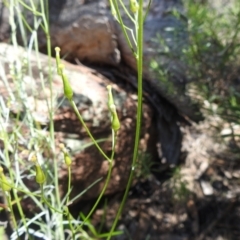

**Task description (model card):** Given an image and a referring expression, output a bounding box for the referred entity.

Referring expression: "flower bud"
[64,153,72,167]
[111,106,120,132]
[0,167,12,192]
[35,164,46,185]
[59,144,72,167]
[59,143,65,151]
[31,155,46,185]
[107,85,120,132]
[59,64,73,101]
[55,47,62,75]
[129,0,139,13]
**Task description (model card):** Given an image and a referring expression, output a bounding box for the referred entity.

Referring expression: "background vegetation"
[1,0,240,239]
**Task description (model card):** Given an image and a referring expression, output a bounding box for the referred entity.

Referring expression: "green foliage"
[0,0,121,239]
[0,0,149,239]
[107,0,146,238]
[146,0,240,209]
[135,152,153,178]
[182,0,240,126]
[170,168,190,204]
[148,0,240,140]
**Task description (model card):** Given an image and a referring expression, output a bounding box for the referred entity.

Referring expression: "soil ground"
[87,115,240,240]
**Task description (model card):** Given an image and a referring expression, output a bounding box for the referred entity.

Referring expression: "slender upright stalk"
[107,0,144,238]
[69,101,110,161]
[78,131,116,229]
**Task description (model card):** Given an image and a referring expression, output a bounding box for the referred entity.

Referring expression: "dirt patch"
[84,116,240,240]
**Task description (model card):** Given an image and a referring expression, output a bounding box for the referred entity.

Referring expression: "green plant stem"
[77,130,116,231]
[5,192,20,239]
[18,0,42,15]
[69,100,110,161]
[10,177,32,239]
[143,0,152,22]
[97,199,107,233]
[69,177,103,204]
[40,184,63,214]
[67,166,71,204]
[81,159,113,225]
[112,0,136,55]
[41,1,65,238]
[39,0,58,206]
[65,207,76,240]
[67,97,117,233]
[107,0,144,238]
[119,0,135,23]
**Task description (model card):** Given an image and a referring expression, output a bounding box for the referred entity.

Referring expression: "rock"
[0,0,202,122]
[0,42,154,201]
[0,0,198,170]
[200,180,214,196]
